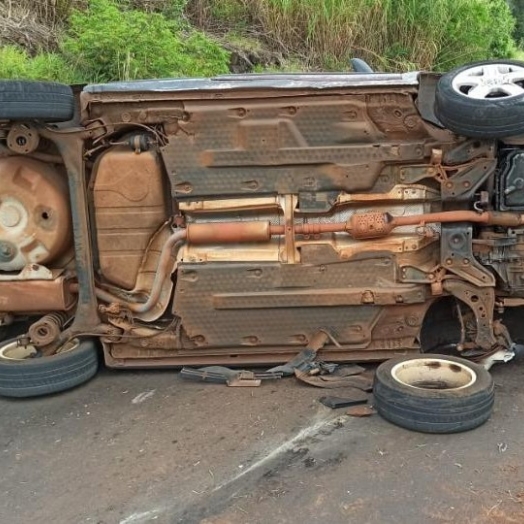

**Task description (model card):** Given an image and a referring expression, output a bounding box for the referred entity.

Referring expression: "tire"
[0,81,74,122]
[373,354,494,433]
[435,60,524,138]
[0,338,99,398]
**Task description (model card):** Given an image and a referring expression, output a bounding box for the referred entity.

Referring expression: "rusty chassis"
[2,64,524,376]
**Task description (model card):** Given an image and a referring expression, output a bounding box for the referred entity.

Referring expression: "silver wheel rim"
[391,358,476,391]
[452,63,524,100]
[0,340,38,360]
[0,338,79,361]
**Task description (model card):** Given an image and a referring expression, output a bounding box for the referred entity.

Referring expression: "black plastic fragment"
[319,393,369,409]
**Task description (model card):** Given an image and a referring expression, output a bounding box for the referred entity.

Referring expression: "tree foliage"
[508,0,524,46]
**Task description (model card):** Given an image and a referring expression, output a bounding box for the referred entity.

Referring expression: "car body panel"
[1,65,523,370]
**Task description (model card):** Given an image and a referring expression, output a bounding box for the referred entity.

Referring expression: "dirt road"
[1,360,524,524]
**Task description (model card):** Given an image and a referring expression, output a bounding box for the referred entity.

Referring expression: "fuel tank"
[92,146,169,289]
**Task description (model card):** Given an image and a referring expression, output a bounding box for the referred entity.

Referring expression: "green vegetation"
[62,0,228,82]
[222,0,516,71]
[0,0,521,82]
[509,0,524,46]
[0,46,81,83]
[0,0,229,82]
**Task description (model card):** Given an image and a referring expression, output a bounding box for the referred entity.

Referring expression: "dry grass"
[187,0,515,72]
[20,0,86,26]
[125,0,176,12]
[0,0,86,53]
[245,0,455,70]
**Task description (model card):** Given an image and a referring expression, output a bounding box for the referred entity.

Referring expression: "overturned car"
[1,59,524,398]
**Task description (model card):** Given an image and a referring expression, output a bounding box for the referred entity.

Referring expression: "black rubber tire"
[435,59,524,138]
[373,354,494,434]
[0,338,99,398]
[0,81,74,122]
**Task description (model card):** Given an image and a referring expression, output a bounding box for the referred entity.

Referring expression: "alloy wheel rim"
[452,63,524,100]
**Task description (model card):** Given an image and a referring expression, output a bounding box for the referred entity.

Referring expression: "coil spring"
[28,312,69,347]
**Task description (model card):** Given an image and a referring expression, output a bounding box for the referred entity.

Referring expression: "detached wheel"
[435,60,524,138]
[0,338,99,398]
[373,354,494,433]
[0,81,74,122]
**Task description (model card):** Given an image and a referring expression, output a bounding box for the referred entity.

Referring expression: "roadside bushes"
[189,0,517,71]
[210,0,516,71]
[62,0,229,81]
[508,0,524,48]
[0,0,520,81]
[0,46,81,83]
[0,0,229,82]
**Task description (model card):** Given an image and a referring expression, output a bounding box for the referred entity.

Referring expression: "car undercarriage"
[2,61,524,396]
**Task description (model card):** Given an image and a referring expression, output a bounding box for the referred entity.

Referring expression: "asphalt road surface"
[2,358,524,524]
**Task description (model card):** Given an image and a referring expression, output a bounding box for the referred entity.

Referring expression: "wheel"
[0,81,74,122]
[0,338,99,398]
[373,354,494,433]
[434,60,524,138]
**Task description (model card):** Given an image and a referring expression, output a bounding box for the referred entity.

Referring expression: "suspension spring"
[28,312,69,347]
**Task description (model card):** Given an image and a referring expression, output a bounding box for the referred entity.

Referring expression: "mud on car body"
[1,60,524,398]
